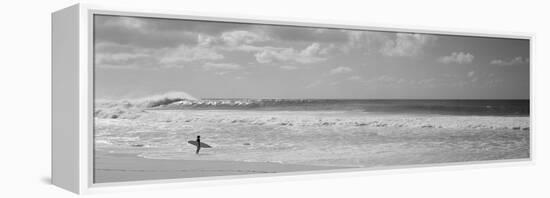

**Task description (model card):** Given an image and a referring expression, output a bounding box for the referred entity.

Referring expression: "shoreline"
[93,108,530,183]
[94,152,349,183]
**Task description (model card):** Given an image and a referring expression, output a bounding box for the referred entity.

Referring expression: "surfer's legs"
[195,146,200,154]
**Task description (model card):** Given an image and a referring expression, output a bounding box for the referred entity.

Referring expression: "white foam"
[95,109,529,167]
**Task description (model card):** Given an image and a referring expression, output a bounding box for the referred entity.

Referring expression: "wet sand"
[94,151,346,183]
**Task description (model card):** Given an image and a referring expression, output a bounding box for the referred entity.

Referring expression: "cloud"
[301,43,322,57]
[305,80,322,89]
[280,65,299,70]
[197,31,332,65]
[438,52,475,64]
[259,26,441,58]
[339,31,438,57]
[95,15,450,73]
[159,45,224,66]
[214,71,230,76]
[196,30,269,50]
[197,34,218,47]
[466,71,479,83]
[254,43,327,64]
[329,66,353,75]
[366,75,407,84]
[95,41,227,69]
[95,43,151,66]
[490,56,529,66]
[203,62,243,70]
[102,16,147,31]
[95,42,159,69]
[343,31,384,53]
[95,15,259,47]
[329,81,341,86]
[95,15,198,48]
[380,33,437,57]
[362,75,433,88]
[319,43,337,55]
[347,75,362,81]
[362,75,481,89]
[95,52,149,66]
[221,30,268,46]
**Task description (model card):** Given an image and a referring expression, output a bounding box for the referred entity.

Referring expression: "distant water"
[159,99,529,116]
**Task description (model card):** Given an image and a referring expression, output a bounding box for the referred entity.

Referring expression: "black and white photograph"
[92,15,530,183]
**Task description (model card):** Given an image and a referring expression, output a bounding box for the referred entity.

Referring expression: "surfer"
[188,136,211,153]
[195,135,201,154]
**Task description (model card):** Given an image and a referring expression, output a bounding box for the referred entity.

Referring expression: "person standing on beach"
[195,135,201,154]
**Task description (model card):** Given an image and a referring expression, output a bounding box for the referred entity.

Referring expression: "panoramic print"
[93,15,530,183]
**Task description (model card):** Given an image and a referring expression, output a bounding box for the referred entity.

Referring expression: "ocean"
[155,99,530,116]
[94,97,530,168]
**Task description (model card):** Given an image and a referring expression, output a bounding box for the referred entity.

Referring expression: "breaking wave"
[94,92,529,123]
[94,91,197,119]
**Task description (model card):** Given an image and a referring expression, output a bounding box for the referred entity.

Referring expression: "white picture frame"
[52,3,533,194]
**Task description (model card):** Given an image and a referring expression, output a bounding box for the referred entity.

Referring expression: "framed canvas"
[52,4,532,194]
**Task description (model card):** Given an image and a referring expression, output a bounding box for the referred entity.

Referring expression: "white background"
[0,0,548,197]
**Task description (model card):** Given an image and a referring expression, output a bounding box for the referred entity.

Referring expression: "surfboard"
[187,140,212,148]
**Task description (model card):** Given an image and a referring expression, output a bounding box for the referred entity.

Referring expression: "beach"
[95,151,344,183]
[94,99,530,183]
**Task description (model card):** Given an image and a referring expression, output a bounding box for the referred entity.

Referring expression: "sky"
[94,15,530,100]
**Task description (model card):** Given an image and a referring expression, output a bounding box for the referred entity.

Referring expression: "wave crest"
[132,91,198,107]
[95,91,197,119]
